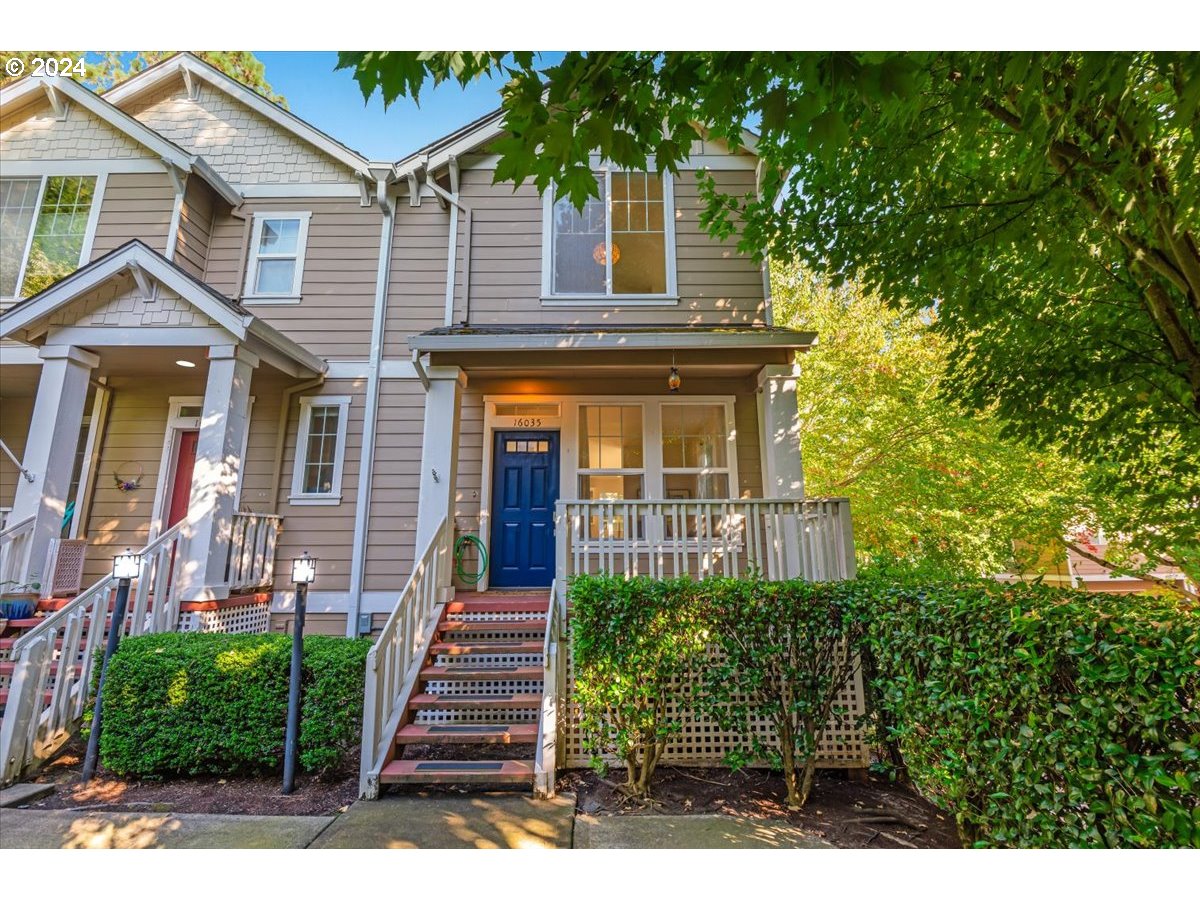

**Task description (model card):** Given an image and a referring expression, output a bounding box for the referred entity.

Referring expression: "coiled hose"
[454,533,488,584]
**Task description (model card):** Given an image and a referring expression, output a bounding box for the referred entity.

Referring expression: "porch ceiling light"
[112,549,141,581]
[175,359,197,368]
[668,352,681,393]
[291,552,317,585]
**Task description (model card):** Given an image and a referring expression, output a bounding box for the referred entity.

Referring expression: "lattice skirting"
[177,598,271,634]
[559,636,870,769]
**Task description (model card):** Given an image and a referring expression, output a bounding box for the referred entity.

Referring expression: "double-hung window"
[243,212,310,302]
[545,170,676,301]
[290,395,350,505]
[1,175,100,301]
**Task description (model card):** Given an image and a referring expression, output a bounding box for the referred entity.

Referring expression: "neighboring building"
[0,54,857,793]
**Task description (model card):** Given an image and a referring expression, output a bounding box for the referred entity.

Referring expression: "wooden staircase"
[379,591,549,789]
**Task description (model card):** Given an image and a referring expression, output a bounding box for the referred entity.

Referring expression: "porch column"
[757,363,804,578]
[414,368,466,555]
[178,345,257,602]
[757,363,805,498]
[9,345,98,588]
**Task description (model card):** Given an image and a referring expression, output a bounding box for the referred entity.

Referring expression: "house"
[0,53,858,794]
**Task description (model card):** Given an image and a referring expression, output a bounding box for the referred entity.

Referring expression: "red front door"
[167,431,199,527]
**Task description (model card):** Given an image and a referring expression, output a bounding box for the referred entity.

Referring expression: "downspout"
[346,175,397,636]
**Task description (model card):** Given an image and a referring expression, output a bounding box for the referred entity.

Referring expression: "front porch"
[0,241,324,784]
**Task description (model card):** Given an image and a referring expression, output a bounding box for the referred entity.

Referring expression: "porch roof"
[0,240,327,378]
[409,324,817,354]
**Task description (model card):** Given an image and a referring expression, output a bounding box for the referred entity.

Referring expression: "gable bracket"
[407,169,421,207]
[357,173,372,208]
[181,66,201,101]
[161,159,187,195]
[125,261,154,300]
[41,82,70,120]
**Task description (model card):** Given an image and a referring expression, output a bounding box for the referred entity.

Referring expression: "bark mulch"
[21,738,358,818]
[560,766,962,849]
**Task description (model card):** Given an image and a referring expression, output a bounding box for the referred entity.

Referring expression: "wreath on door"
[113,462,144,492]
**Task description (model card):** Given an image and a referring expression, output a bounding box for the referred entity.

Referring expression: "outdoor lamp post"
[282,552,316,795]
[81,549,141,782]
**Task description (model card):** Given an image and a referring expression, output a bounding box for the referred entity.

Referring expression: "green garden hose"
[454,533,488,584]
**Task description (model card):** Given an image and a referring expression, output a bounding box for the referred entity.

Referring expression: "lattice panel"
[414,708,539,724]
[425,678,543,695]
[560,635,870,769]
[177,600,270,635]
[49,539,88,597]
[435,651,543,668]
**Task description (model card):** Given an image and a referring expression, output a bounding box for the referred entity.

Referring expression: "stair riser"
[413,709,538,725]
[434,653,544,668]
[422,678,543,695]
[444,611,544,622]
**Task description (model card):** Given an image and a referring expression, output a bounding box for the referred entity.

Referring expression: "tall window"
[578,404,644,537]
[290,396,350,505]
[1,175,99,299]
[661,404,733,538]
[547,170,674,299]
[244,212,310,301]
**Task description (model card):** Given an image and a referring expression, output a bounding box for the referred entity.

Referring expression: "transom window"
[290,395,351,505]
[1,175,100,300]
[545,170,676,300]
[244,212,311,301]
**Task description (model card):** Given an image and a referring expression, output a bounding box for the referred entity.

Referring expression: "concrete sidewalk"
[0,793,833,849]
[0,810,334,849]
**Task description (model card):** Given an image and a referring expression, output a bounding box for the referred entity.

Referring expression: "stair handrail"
[359,514,454,799]
[0,513,36,588]
[534,577,563,798]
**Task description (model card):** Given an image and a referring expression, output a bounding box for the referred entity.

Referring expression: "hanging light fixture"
[592,241,621,266]
[668,352,681,393]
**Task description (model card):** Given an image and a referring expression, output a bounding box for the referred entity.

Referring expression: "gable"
[43,275,222,331]
[122,74,359,186]
[0,98,153,162]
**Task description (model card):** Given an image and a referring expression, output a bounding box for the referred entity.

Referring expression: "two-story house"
[0,54,858,794]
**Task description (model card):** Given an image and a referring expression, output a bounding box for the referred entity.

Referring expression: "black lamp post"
[81,548,141,783]
[282,552,316,795]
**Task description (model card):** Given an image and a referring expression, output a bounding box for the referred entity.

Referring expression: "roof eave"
[408,330,816,354]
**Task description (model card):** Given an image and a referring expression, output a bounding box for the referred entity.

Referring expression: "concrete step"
[407,692,542,711]
[379,758,535,785]
[395,722,538,745]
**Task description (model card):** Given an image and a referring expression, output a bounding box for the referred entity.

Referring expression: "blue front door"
[490,431,559,588]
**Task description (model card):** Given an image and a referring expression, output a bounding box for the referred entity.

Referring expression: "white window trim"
[242,211,311,304]
[540,168,678,303]
[289,394,351,506]
[2,172,107,305]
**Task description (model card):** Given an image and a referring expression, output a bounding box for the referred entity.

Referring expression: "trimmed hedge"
[867,581,1200,848]
[98,632,371,778]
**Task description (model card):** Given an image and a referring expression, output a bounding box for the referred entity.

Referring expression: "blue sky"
[256,52,553,161]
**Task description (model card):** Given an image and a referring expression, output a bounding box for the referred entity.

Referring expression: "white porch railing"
[128,522,186,636]
[359,515,454,799]
[225,513,282,593]
[0,514,35,590]
[556,498,856,584]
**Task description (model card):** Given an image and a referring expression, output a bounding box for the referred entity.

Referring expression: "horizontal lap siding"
[89,172,176,259]
[453,390,486,537]
[276,379,367,592]
[204,199,380,358]
[363,379,425,592]
[79,373,205,585]
[457,167,766,327]
[384,203,452,354]
[0,395,33,511]
[174,177,216,280]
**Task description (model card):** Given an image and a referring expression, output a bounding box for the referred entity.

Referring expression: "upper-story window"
[1,175,100,301]
[544,170,677,302]
[243,212,311,303]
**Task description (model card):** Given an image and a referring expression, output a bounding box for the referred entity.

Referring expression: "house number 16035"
[514,417,543,427]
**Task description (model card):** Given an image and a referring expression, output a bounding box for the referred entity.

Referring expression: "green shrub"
[867,580,1200,847]
[570,575,705,798]
[99,632,371,779]
[697,578,872,809]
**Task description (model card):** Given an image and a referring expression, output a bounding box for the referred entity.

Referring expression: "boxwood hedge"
[866,581,1199,848]
[97,632,371,778]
